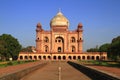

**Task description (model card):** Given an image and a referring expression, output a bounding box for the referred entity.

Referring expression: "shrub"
[7,61,13,65]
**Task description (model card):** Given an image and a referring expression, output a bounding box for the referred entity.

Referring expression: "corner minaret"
[77,23,83,52]
[36,22,42,52]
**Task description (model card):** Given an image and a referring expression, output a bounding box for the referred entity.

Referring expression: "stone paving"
[21,61,91,80]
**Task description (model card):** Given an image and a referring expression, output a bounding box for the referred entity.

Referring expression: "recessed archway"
[63,56,66,60]
[82,56,85,60]
[87,56,90,60]
[58,56,61,60]
[68,56,72,60]
[25,56,28,60]
[48,56,51,60]
[29,56,32,60]
[43,56,46,60]
[73,56,76,60]
[34,56,37,60]
[58,47,62,52]
[53,56,56,60]
[20,56,23,60]
[55,36,64,52]
[78,56,81,60]
[38,56,41,60]
[91,56,95,60]
[96,56,99,60]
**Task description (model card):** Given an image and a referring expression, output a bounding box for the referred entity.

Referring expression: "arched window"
[55,37,64,43]
[71,37,76,43]
[72,46,75,52]
[44,36,49,42]
[45,45,49,52]
[58,47,61,52]
[37,37,39,40]
[80,38,82,40]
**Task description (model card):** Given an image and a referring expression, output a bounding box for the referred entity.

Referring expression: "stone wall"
[68,61,120,80]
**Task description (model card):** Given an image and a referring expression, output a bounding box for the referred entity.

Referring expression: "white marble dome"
[50,11,69,27]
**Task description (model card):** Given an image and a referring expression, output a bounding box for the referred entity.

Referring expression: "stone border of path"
[0,62,47,80]
[68,61,120,80]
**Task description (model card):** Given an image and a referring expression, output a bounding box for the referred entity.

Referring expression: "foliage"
[87,46,99,52]
[86,36,120,61]
[7,61,13,65]
[0,34,22,60]
[99,43,110,52]
[108,36,120,60]
[21,46,33,52]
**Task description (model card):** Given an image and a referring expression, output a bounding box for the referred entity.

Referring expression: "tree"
[0,40,7,60]
[0,34,22,60]
[109,36,120,60]
[87,45,99,52]
[21,46,33,52]
[86,36,120,61]
[99,43,110,52]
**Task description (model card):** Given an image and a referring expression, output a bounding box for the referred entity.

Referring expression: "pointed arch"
[45,45,49,52]
[44,36,49,42]
[71,37,76,43]
[71,46,76,52]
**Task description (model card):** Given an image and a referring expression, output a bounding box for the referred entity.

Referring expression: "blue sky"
[0,0,120,51]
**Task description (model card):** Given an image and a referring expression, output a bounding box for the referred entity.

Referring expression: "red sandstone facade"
[18,11,107,61]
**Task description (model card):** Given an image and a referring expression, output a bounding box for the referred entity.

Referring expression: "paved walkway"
[21,61,91,80]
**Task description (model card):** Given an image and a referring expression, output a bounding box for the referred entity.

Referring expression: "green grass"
[0,60,35,68]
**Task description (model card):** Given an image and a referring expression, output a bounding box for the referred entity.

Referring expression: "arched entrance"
[55,36,64,52]
[68,56,72,60]
[63,56,66,60]
[58,56,61,60]
[58,47,62,52]
[20,56,23,60]
[53,56,56,60]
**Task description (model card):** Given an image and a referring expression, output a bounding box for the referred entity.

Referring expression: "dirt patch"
[88,65,120,77]
[0,61,43,76]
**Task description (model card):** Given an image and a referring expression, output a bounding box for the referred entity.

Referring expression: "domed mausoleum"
[18,11,107,61]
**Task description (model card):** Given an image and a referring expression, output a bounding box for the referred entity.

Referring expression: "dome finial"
[59,8,61,13]
[57,8,63,15]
